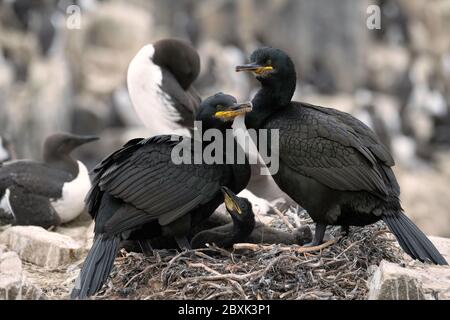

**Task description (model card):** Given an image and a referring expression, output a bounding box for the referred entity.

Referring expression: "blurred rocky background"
[0,0,449,237]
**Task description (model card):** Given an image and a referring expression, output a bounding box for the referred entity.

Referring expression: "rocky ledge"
[0,215,449,300]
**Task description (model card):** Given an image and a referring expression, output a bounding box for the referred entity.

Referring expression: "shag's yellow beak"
[236,64,273,75]
[221,186,242,214]
[214,101,252,121]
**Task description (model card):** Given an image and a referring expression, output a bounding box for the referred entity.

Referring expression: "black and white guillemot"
[0,132,98,228]
[0,136,16,163]
[127,38,201,137]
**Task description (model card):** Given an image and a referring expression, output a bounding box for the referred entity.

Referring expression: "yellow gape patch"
[224,195,242,214]
[254,66,273,74]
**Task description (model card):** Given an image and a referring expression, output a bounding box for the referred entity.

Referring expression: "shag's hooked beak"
[236,63,273,74]
[221,186,242,214]
[214,101,253,121]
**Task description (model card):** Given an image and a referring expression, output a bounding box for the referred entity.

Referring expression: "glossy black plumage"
[71,94,252,299]
[237,47,447,265]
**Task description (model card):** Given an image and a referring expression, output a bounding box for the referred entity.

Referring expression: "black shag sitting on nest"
[191,186,255,249]
[236,47,447,265]
[71,93,252,299]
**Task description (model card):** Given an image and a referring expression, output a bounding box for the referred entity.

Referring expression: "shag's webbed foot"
[303,223,326,247]
[175,236,192,251]
[137,239,154,256]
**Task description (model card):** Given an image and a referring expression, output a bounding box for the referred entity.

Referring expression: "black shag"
[190,186,255,249]
[236,47,447,265]
[0,133,98,228]
[71,93,252,299]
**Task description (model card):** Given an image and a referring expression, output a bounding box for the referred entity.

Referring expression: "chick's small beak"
[214,101,253,121]
[221,186,242,214]
[236,63,273,74]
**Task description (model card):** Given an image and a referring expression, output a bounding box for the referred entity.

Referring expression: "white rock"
[429,236,450,262]
[0,226,83,269]
[368,237,450,300]
[84,221,95,251]
[0,249,43,300]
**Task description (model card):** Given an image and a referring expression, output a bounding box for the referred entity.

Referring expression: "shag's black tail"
[70,234,121,299]
[382,212,447,265]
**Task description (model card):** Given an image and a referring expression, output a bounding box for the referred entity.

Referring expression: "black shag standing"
[127,38,201,137]
[236,47,447,265]
[190,186,255,249]
[71,93,252,299]
[0,133,98,228]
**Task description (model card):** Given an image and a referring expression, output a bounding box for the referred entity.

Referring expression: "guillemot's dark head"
[152,39,200,90]
[195,93,252,132]
[43,133,98,174]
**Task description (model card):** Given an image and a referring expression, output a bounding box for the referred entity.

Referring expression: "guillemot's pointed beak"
[221,186,242,215]
[80,136,100,143]
[68,135,100,150]
[236,63,273,74]
[214,101,252,121]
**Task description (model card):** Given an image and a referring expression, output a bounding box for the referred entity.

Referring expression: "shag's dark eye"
[266,59,272,66]
[216,104,225,111]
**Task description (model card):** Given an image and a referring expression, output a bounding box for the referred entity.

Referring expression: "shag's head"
[236,47,296,84]
[195,93,252,131]
[152,39,200,89]
[221,186,254,223]
[43,133,99,162]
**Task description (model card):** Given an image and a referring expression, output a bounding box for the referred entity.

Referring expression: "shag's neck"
[246,75,296,129]
[230,215,255,244]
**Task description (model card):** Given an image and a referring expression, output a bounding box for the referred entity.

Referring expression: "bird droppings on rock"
[0,226,84,269]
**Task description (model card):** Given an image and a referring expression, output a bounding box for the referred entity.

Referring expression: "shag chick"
[191,186,255,249]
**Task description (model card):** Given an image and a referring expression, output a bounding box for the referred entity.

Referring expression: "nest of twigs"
[93,222,403,300]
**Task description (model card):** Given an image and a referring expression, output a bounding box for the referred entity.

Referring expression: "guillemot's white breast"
[127,44,190,137]
[0,188,15,221]
[50,160,91,223]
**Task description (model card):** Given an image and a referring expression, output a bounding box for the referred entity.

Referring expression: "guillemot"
[0,132,98,228]
[127,38,201,137]
[0,136,16,163]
